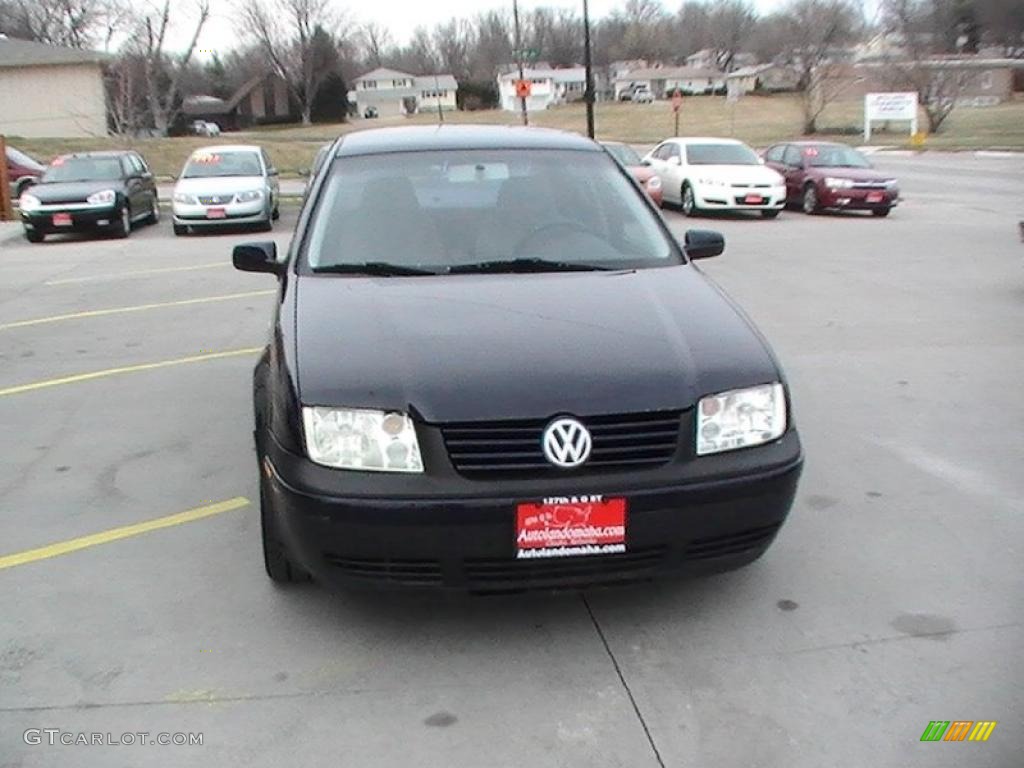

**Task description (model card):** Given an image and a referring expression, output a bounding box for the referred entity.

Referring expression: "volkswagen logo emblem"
[542,417,592,468]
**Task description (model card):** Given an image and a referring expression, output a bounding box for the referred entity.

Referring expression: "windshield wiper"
[311,262,438,277]
[447,258,613,274]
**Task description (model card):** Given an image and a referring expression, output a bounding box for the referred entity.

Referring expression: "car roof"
[190,144,262,153]
[336,125,600,157]
[779,140,849,148]
[663,137,747,146]
[57,150,135,158]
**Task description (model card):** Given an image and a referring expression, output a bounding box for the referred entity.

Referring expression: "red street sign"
[515,79,532,99]
[671,91,683,113]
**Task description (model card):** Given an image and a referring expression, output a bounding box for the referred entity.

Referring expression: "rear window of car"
[181,151,263,178]
[604,144,642,166]
[42,156,124,182]
[804,145,872,168]
[303,149,678,273]
[685,143,759,165]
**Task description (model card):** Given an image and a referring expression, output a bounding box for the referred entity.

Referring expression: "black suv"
[19,150,159,243]
[234,125,803,591]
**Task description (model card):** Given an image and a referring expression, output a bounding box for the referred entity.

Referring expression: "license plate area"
[52,212,72,226]
[866,192,884,203]
[743,194,764,204]
[516,496,626,559]
[206,207,227,219]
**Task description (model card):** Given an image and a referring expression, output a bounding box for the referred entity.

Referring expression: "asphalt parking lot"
[0,151,1021,767]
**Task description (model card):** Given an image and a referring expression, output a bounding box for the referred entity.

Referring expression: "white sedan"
[644,137,786,219]
[172,145,280,235]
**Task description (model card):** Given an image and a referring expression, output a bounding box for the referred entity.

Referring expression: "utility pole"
[512,0,528,126]
[0,135,12,221]
[434,73,444,124]
[582,0,595,139]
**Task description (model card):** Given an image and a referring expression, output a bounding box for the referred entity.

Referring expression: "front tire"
[145,194,160,225]
[802,184,820,215]
[681,182,700,217]
[25,229,44,243]
[761,209,781,219]
[872,207,891,218]
[113,204,131,238]
[173,223,187,236]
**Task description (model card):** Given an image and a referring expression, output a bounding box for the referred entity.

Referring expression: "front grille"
[440,410,682,476]
[465,547,667,588]
[730,183,770,189]
[851,182,887,190]
[197,194,234,205]
[684,523,780,560]
[322,554,443,586]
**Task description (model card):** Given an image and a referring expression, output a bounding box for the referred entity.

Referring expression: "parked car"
[644,137,786,218]
[171,145,280,235]
[234,125,802,591]
[363,106,379,119]
[763,141,899,217]
[191,120,221,137]
[18,151,159,243]
[602,141,663,206]
[619,84,653,103]
[6,145,44,201]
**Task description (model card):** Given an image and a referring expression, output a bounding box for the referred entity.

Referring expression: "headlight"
[696,383,787,456]
[302,406,423,473]
[235,190,263,202]
[645,175,662,190]
[824,177,854,189]
[19,193,41,211]
[173,192,197,204]
[86,189,116,205]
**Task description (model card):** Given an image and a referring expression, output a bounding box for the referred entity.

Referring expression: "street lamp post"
[582,0,595,139]
[512,0,528,126]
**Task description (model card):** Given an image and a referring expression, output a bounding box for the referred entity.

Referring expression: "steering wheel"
[514,220,593,256]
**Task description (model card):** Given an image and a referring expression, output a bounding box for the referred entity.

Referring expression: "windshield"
[604,144,642,166]
[686,143,759,166]
[804,145,872,168]
[42,156,123,182]
[181,151,262,178]
[304,149,678,274]
[7,146,40,169]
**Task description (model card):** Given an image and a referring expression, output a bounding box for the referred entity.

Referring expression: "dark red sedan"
[602,141,663,207]
[764,141,899,217]
[7,145,44,201]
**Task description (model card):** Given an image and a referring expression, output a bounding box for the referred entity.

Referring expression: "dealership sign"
[864,92,919,141]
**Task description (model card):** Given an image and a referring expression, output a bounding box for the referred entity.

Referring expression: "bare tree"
[359,20,392,69]
[241,0,343,125]
[774,0,861,132]
[707,0,757,71]
[105,51,147,138]
[433,18,472,79]
[0,0,128,49]
[138,0,210,136]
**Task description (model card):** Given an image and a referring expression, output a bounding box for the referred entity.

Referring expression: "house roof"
[616,66,722,81]
[416,74,458,89]
[356,67,417,82]
[498,67,586,83]
[726,64,775,78]
[0,36,108,68]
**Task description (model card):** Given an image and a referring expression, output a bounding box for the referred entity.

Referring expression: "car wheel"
[761,209,781,219]
[15,179,33,199]
[257,206,273,232]
[271,202,280,221]
[681,183,699,217]
[25,229,44,243]
[802,184,820,215]
[872,207,891,218]
[172,223,187,236]
[145,194,160,225]
[114,204,131,237]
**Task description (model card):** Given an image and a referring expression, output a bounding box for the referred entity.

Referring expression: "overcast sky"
[180,0,797,59]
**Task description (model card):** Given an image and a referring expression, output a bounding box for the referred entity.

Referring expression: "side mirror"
[233,242,282,275]
[267,167,279,177]
[758,157,766,165]
[684,229,724,260]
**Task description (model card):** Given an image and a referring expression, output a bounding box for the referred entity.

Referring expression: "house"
[350,67,458,117]
[725,63,801,94]
[0,36,108,137]
[183,72,296,131]
[496,67,592,112]
[614,66,725,99]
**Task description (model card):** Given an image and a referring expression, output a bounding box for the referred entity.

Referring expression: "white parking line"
[45,262,229,286]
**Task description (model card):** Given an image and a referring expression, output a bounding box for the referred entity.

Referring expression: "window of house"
[979,71,993,90]
[363,80,377,89]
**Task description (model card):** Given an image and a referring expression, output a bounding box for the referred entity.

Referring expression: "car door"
[133,154,156,206]
[781,145,806,202]
[660,142,684,203]
[120,156,145,214]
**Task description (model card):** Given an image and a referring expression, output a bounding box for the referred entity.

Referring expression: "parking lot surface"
[0,152,1021,767]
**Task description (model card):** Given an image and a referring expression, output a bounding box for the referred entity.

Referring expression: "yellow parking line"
[0,347,262,398]
[0,497,250,571]
[45,262,229,286]
[0,290,275,331]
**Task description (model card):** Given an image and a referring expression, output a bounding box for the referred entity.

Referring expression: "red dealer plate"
[206,207,227,219]
[866,192,884,203]
[516,496,626,559]
[743,194,764,204]
[52,213,72,226]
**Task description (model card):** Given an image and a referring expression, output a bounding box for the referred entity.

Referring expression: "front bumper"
[21,205,119,234]
[692,185,786,211]
[262,430,803,591]
[172,199,265,226]
[818,186,898,210]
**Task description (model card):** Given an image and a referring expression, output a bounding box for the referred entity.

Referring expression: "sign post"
[725,79,741,137]
[671,90,682,137]
[864,92,918,143]
[0,135,12,222]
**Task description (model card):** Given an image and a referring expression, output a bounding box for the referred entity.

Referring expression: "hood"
[807,166,894,182]
[174,176,265,195]
[294,267,780,422]
[30,179,125,203]
[692,165,783,185]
